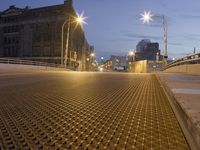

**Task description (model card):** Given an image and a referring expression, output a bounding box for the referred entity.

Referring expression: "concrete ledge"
[157,73,200,150]
[165,64,200,75]
[0,63,70,73]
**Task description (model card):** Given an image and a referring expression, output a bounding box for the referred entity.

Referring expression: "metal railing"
[0,58,72,70]
[163,52,200,70]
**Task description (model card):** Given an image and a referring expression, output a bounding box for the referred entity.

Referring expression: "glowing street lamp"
[140,11,153,24]
[140,10,168,65]
[90,53,95,63]
[86,58,90,62]
[129,51,134,56]
[61,11,87,67]
[75,11,88,27]
[90,53,95,57]
[88,53,95,71]
[128,51,135,61]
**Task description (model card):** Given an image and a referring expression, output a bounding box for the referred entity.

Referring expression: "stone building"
[0,0,92,70]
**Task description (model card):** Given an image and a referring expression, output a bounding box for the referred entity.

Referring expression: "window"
[4,37,7,44]
[3,27,7,33]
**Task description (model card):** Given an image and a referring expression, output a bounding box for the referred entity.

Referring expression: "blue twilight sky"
[1,0,200,60]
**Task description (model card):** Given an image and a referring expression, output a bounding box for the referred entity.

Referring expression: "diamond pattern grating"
[0,73,189,149]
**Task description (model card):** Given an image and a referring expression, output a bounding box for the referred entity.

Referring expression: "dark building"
[135,39,161,61]
[136,39,151,53]
[0,0,92,70]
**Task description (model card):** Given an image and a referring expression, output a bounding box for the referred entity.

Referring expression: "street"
[0,71,189,149]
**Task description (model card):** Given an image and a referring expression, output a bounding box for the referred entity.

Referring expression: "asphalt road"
[0,71,189,149]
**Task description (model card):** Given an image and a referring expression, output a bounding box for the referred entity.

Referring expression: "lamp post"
[61,19,70,66]
[61,17,72,67]
[90,53,95,63]
[61,11,87,67]
[162,16,168,64]
[101,56,104,64]
[140,11,168,65]
[90,53,95,71]
[128,51,135,62]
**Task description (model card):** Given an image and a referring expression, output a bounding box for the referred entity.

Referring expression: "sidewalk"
[0,63,70,74]
[158,72,200,149]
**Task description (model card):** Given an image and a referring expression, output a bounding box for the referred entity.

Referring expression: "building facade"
[110,55,128,71]
[136,39,151,53]
[135,39,161,61]
[0,0,92,70]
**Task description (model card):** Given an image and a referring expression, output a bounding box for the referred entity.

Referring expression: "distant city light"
[129,51,134,56]
[99,67,103,72]
[140,11,153,24]
[101,57,104,60]
[90,53,95,57]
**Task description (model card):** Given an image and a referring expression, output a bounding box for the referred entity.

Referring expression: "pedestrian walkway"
[0,63,69,74]
[158,72,200,149]
[0,72,189,149]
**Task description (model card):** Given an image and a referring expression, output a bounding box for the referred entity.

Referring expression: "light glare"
[140,11,153,24]
[129,51,134,56]
[90,53,95,57]
[76,11,88,26]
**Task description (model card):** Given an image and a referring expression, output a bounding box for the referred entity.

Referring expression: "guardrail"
[163,52,200,70]
[0,58,72,70]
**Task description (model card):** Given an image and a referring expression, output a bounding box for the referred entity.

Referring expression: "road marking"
[172,88,200,94]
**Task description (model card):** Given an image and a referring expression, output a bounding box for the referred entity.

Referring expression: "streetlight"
[61,19,70,66]
[129,51,134,56]
[140,11,153,24]
[140,10,168,65]
[89,53,95,71]
[90,53,95,64]
[90,53,95,57]
[128,51,135,62]
[61,11,87,67]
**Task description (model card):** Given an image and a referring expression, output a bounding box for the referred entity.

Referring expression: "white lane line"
[172,88,200,95]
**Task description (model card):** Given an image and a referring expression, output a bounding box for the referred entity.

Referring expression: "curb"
[156,73,199,150]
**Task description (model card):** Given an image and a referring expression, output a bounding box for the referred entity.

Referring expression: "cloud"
[133,15,174,28]
[184,34,200,41]
[168,42,183,46]
[178,14,200,19]
[158,1,189,13]
[96,49,127,59]
[132,22,163,28]
[153,15,174,26]
[123,33,162,41]
[103,26,111,31]
[148,24,163,28]
[109,38,137,42]
[168,52,192,57]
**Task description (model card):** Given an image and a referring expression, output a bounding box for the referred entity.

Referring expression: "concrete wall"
[0,63,70,72]
[165,64,200,75]
[128,60,147,73]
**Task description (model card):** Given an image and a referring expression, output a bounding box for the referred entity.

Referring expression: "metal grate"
[0,73,189,149]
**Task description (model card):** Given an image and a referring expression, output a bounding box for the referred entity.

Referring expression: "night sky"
[1,0,200,60]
